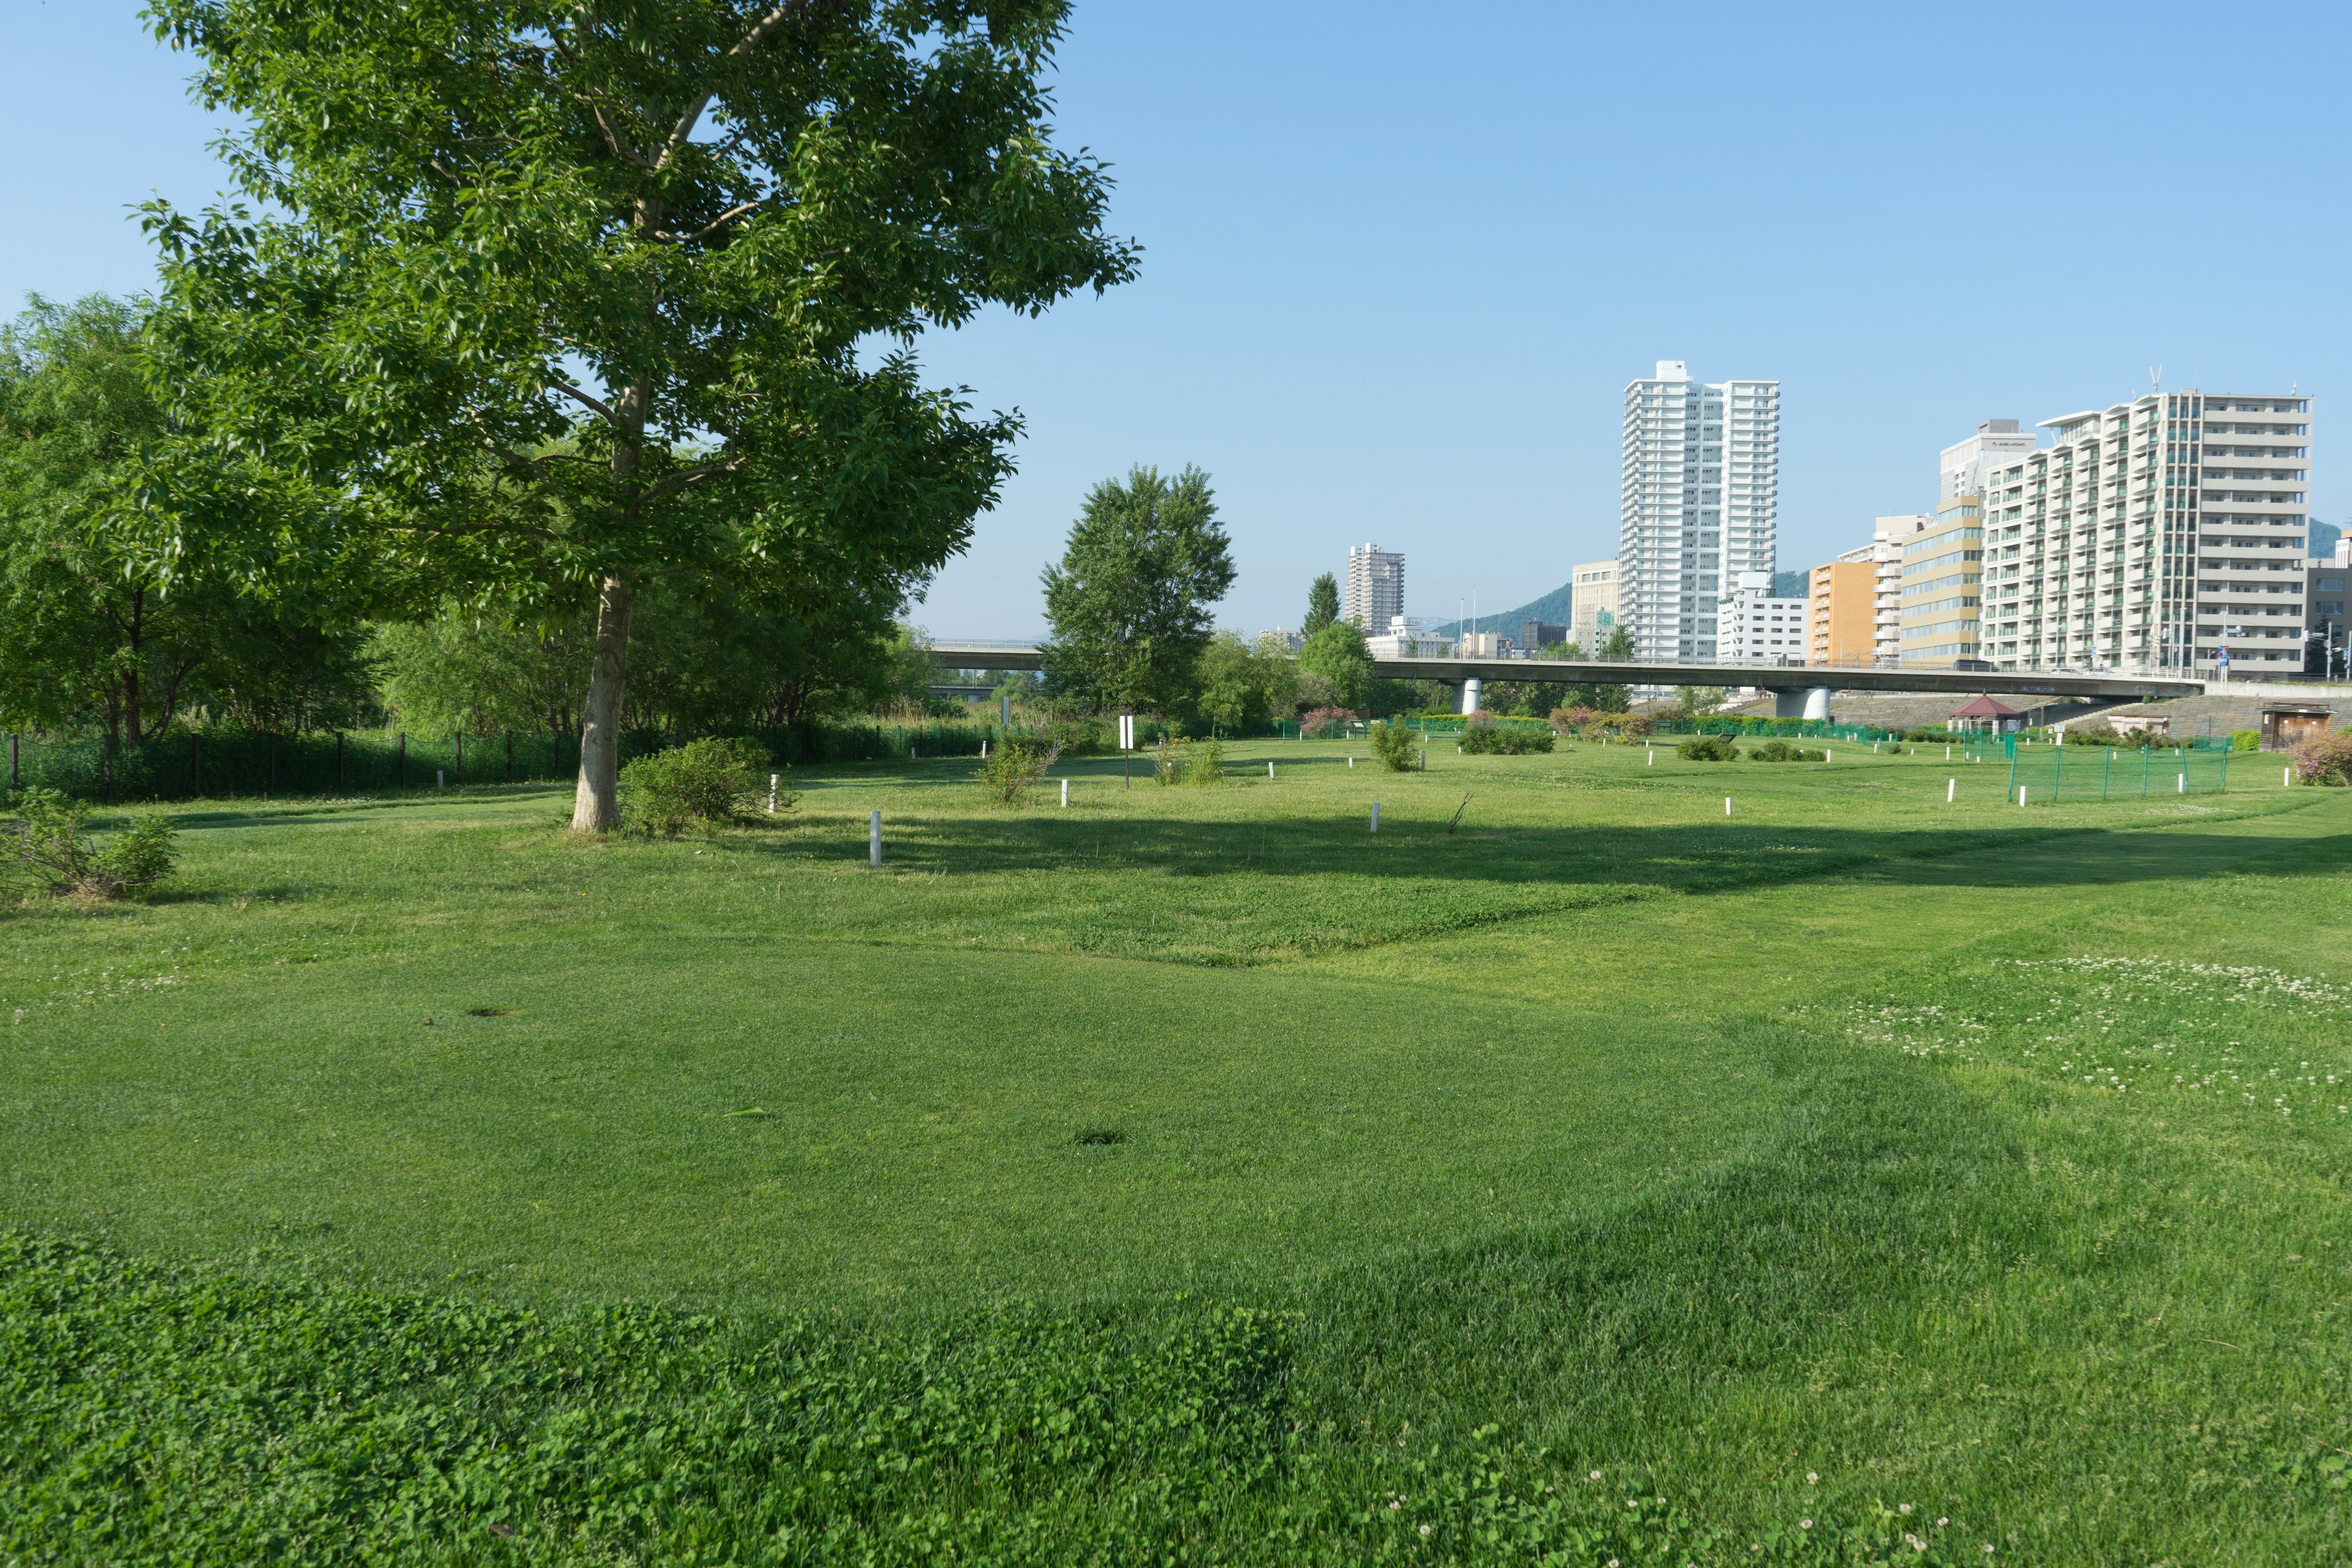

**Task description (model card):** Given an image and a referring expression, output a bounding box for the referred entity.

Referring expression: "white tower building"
[1619,362,1779,661]
[1344,543,1405,633]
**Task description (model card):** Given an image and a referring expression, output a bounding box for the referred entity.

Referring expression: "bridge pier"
[1461,677,1482,717]
[1773,685,1833,721]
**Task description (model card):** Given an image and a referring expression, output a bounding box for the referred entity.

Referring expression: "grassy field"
[4,737,2350,1564]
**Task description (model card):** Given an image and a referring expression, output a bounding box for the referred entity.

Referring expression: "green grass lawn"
[4,739,2349,1564]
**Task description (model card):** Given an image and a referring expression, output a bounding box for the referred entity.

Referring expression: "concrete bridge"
[925,643,2203,719]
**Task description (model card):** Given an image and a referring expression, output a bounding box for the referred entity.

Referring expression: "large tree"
[136,0,1137,829]
[1302,571,1339,637]
[1038,466,1234,715]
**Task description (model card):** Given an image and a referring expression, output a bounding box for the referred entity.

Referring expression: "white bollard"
[869,810,881,866]
[1268,760,1276,778]
[1724,796,1732,816]
[1945,745,1951,760]
[980,739,987,758]
[1371,801,1381,834]
[2177,772,2185,794]
[1826,749,1833,762]
[1647,749,1654,766]
[2285,766,2293,788]
[768,773,778,814]
[1061,778,1069,807]
[1947,778,1956,804]
[1348,756,1354,769]
[436,769,445,791]
[2019,786,2027,807]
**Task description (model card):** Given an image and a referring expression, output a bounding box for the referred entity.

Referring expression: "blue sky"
[7,2,2348,638]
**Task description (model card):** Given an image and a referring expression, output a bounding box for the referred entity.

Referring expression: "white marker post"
[1268,760,1275,778]
[1371,801,1381,834]
[1647,748,1654,766]
[1061,778,1070,808]
[2285,766,2293,788]
[1947,778,1956,804]
[1826,748,1833,763]
[1119,714,1135,788]
[436,769,445,791]
[2019,786,2028,807]
[869,810,881,866]
[1348,756,1355,769]
[768,773,779,814]
[1724,796,1732,816]
[2178,772,2185,794]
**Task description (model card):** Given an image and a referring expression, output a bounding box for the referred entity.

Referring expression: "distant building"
[1456,630,1515,658]
[1569,559,1619,652]
[2309,538,2349,677]
[1899,495,1986,667]
[1344,544,1405,633]
[1368,614,1448,660]
[1257,627,1305,654]
[1521,619,1567,652]
[1618,362,1779,662]
[1714,572,1807,665]
[1807,560,1874,667]
[1940,419,2036,503]
[1973,390,2310,674]
[1863,516,1928,663]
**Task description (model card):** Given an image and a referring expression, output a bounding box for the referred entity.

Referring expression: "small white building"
[1455,630,1516,658]
[1714,571,1807,665]
[1368,616,1450,659]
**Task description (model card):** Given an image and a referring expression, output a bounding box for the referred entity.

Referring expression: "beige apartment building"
[1899,496,1986,666]
[1807,560,1874,666]
[1569,559,1619,652]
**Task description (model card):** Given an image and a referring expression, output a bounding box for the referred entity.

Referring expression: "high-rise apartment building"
[1973,391,2312,674]
[1866,515,1928,662]
[1344,544,1405,633]
[1619,363,1779,661]
[1569,559,1619,652]
[1899,496,1986,666]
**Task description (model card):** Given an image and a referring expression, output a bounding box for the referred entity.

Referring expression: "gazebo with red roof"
[1948,694,2024,733]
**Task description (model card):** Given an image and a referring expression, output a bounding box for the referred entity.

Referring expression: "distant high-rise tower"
[1344,543,1404,632]
[1618,362,1779,662]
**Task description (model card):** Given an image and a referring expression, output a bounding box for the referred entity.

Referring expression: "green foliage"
[1746,739,1825,762]
[1299,622,1374,712]
[1196,631,1296,734]
[1676,733,1740,761]
[979,736,1061,805]
[0,295,375,741]
[618,737,771,835]
[1901,727,1954,742]
[1,790,177,897]
[1458,722,1555,755]
[1302,571,1340,637]
[1674,685,1727,718]
[1150,736,1224,786]
[2064,722,2187,750]
[1039,467,1235,715]
[1367,718,1418,772]
[2230,728,2261,752]
[2291,729,2352,785]
[1297,706,1353,740]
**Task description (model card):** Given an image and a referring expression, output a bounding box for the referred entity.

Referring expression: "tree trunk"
[570,570,634,831]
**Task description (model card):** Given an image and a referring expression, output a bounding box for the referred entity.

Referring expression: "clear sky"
[7,2,2348,639]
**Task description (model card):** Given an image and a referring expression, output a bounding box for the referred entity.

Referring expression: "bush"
[1676,733,1739,762]
[1297,706,1354,741]
[618,737,771,835]
[2229,728,2261,752]
[1045,719,1102,757]
[2065,723,2187,750]
[1746,739,1823,763]
[980,736,1061,804]
[2291,730,2352,786]
[1460,722,1555,755]
[1,790,177,898]
[1901,727,1953,742]
[1367,718,1419,773]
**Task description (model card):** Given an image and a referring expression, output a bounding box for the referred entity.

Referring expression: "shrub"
[1746,739,1824,763]
[1297,706,1354,741]
[1548,706,1601,732]
[619,737,770,835]
[1676,733,1739,762]
[1367,718,1419,772]
[1901,726,1953,742]
[1,790,178,897]
[2229,728,2261,752]
[981,736,1061,804]
[2291,730,2352,786]
[1045,719,1102,756]
[1460,722,1555,755]
[1186,736,1226,784]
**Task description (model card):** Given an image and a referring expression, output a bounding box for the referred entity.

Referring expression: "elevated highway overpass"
[925,643,2203,718]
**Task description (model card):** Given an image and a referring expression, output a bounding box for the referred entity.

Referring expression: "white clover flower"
[1805,1471,1818,1485]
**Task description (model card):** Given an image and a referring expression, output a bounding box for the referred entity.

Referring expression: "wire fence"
[1997,738,2236,802]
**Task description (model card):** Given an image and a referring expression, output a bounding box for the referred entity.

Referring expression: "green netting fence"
[2,720,1022,804]
[1997,737,2238,803]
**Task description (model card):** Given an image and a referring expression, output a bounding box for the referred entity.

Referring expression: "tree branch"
[548,379,619,423]
[638,453,748,502]
[654,4,797,172]
[653,200,763,246]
